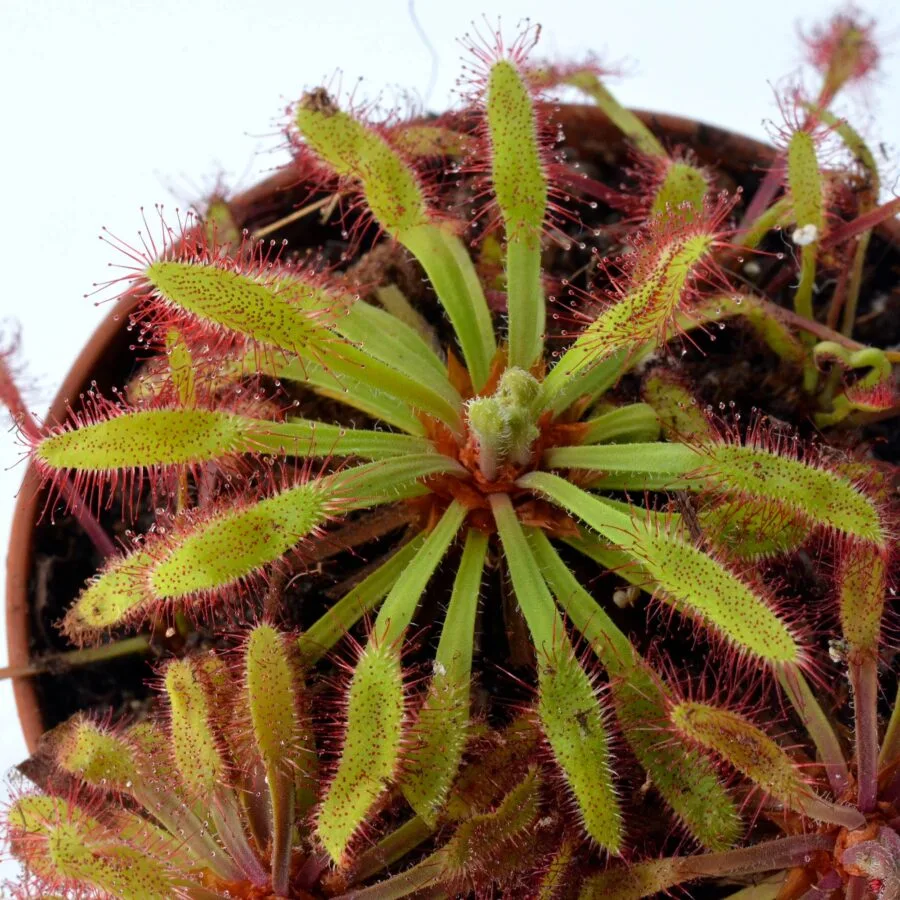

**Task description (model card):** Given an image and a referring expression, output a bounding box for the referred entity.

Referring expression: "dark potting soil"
[17,107,899,894]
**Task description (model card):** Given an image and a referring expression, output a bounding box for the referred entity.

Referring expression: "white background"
[1,0,898,887]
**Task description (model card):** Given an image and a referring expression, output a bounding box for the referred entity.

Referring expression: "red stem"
[800,870,842,899]
[550,163,627,208]
[682,833,835,879]
[823,196,900,249]
[844,875,868,900]
[14,399,116,560]
[850,655,880,814]
[297,852,331,890]
[753,297,865,351]
[885,769,900,804]
[56,479,117,559]
[737,156,786,235]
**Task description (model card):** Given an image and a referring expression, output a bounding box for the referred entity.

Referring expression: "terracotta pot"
[6,106,897,753]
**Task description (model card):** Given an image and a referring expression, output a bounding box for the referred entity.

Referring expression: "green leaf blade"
[317,641,405,866]
[147,258,463,432]
[519,472,803,667]
[164,657,228,797]
[669,700,864,829]
[150,481,330,600]
[491,494,622,852]
[542,232,715,402]
[579,859,685,900]
[295,94,430,237]
[402,529,487,824]
[52,717,139,791]
[36,408,250,472]
[63,550,156,642]
[837,542,886,653]
[701,444,887,550]
[374,500,466,646]
[650,161,709,220]
[485,58,548,370]
[294,94,495,390]
[244,623,314,893]
[530,530,741,850]
[536,643,623,853]
[146,260,335,352]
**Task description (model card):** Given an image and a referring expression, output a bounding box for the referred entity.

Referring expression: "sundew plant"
[3,13,899,900]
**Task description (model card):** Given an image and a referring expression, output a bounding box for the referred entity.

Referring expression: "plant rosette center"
[417,364,585,535]
[834,820,900,888]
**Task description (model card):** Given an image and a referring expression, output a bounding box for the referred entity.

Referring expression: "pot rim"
[6,104,898,753]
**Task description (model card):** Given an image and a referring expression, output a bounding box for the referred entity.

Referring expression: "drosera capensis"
[2,8,898,898]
